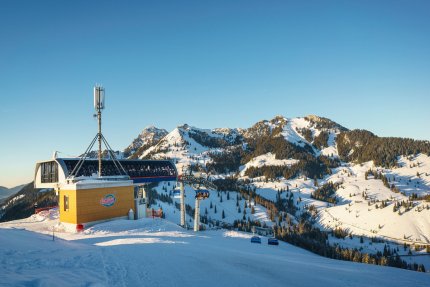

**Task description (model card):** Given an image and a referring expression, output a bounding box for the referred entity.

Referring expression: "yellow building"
[58,180,134,224]
[34,158,177,225]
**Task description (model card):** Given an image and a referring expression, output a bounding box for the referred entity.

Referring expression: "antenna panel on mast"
[94,86,105,110]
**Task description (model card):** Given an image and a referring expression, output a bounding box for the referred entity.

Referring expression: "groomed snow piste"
[1,212,429,287]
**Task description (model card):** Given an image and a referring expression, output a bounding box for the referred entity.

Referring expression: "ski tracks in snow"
[99,247,129,287]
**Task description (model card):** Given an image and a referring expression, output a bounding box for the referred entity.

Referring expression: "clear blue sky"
[1,0,429,187]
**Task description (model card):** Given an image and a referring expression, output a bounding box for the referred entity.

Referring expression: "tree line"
[337,130,430,167]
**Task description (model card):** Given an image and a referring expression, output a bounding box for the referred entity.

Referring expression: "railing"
[35,206,58,214]
[146,208,163,218]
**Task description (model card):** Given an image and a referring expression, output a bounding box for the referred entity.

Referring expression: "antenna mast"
[67,86,128,180]
[94,86,105,177]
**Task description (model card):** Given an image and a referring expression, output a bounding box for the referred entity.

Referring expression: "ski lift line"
[178,174,217,190]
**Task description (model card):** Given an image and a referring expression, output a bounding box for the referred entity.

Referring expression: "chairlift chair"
[173,188,181,199]
[251,236,261,244]
[195,189,210,200]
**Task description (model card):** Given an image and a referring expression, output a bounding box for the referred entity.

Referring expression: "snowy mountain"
[123,126,168,159]
[128,115,351,162]
[120,115,430,271]
[124,115,357,180]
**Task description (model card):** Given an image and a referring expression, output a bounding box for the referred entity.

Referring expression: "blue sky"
[0,0,429,187]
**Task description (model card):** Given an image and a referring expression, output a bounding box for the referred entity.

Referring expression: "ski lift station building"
[34,158,177,225]
[34,86,178,226]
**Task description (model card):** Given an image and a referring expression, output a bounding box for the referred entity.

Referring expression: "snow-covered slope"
[285,116,343,156]
[236,154,430,245]
[239,153,299,177]
[281,117,311,147]
[153,182,273,228]
[1,212,429,287]
[121,116,430,250]
[318,157,430,245]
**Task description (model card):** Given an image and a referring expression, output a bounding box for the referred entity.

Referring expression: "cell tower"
[94,86,105,177]
[67,86,127,179]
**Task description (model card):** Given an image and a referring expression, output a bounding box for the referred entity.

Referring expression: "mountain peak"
[124,126,168,158]
[305,114,322,121]
[177,124,189,130]
[140,125,166,134]
[304,115,348,132]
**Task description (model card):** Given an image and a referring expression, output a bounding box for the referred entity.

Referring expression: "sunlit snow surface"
[239,152,299,176]
[1,212,430,287]
[131,119,430,266]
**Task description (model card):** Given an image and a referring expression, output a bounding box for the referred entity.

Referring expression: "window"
[64,195,69,211]
[41,161,58,183]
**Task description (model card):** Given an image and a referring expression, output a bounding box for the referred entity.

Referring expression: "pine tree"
[222,210,225,219]
[214,205,217,214]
